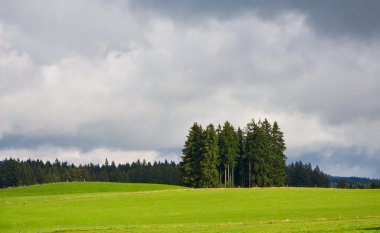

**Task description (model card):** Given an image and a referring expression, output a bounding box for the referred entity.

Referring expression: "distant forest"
[1,158,379,189]
[0,158,180,188]
[1,118,379,189]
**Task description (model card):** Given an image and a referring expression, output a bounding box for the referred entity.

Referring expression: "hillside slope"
[0,182,186,197]
[1,183,379,233]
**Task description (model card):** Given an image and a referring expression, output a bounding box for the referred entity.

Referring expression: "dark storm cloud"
[130,0,380,37]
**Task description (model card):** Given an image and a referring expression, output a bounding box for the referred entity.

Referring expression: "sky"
[0,0,380,178]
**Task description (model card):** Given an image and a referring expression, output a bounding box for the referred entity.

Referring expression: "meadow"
[1,182,379,232]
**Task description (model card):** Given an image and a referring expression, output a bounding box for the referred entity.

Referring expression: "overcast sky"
[1,0,380,178]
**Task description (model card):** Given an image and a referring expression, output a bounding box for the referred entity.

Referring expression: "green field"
[1,182,379,233]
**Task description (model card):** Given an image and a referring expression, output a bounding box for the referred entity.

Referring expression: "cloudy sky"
[1,0,380,178]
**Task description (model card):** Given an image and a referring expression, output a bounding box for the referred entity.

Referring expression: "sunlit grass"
[1,183,379,232]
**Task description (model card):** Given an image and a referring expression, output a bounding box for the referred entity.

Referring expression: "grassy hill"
[0,182,185,197]
[1,182,379,233]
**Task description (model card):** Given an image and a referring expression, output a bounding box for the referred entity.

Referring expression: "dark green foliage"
[311,166,329,187]
[181,123,220,188]
[370,182,380,188]
[0,158,181,188]
[219,121,239,187]
[0,158,21,187]
[286,161,330,187]
[235,127,246,187]
[270,122,287,186]
[243,119,287,187]
[252,119,273,187]
[182,118,288,188]
[181,123,203,187]
[329,176,380,188]
[199,124,220,188]
[337,179,349,189]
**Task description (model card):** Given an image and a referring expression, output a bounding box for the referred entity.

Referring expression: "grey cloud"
[130,0,380,38]
[288,146,380,178]
[271,40,380,125]
[0,1,379,177]
[0,0,148,63]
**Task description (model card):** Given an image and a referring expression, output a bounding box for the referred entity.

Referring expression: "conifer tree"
[245,119,257,187]
[219,121,239,187]
[255,119,273,187]
[270,121,287,186]
[235,127,246,187]
[245,119,279,187]
[216,124,223,185]
[181,123,203,187]
[199,124,220,188]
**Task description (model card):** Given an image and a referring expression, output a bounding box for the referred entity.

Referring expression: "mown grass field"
[1,182,379,233]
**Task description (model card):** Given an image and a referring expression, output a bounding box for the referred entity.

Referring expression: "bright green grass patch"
[1,184,379,233]
[0,182,185,197]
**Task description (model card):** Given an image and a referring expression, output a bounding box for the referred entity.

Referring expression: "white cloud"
[0,146,161,165]
[0,2,379,176]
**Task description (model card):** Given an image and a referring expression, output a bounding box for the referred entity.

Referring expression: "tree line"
[180,119,287,188]
[1,157,379,189]
[0,158,180,188]
[286,161,330,187]
[329,176,380,189]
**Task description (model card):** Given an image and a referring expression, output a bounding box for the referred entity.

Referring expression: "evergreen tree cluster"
[180,119,287,188]
[286,161,330,187]
[0,158,181,188]
[330,176,380,189]
[2,156,377,189]
[370,182,380,189]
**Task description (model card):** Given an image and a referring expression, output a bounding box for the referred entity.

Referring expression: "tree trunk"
[242,162,245,187]
[224,168,227,187]
[232,167,234,187]
[227,164,230,187]
[248,159,251,187]
[219,164,222,186]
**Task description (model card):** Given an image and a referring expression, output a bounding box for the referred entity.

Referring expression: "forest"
[180,119,377,188]
[2,157,379,189]
[0,158,180,188]
[1,118,378,189]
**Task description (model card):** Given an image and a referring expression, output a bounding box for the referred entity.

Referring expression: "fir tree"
[219,121,239,187]
[255,119,273,187]
[270,121,287,186]
[235,127,246,187]
[199,124,220,188]
[245,119,257,187]
[180,122,203,187]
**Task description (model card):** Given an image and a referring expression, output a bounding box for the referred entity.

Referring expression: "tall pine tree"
[245,118,287,187]
[199,124,220,188]
[270,121,287,186]
[245,119,257,187]
[235,127,246,187]
[180,123,203,187]
[219,121,239,187]
[255,119,273,187]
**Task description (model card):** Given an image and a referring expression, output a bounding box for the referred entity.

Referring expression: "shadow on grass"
[360,227,380,231]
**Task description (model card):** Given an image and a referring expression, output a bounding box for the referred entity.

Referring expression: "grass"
[0,182,185,197]
[1,182,379,232]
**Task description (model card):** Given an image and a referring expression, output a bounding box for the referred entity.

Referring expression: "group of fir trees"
[286,161,330,187]
[180,119,287,188]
